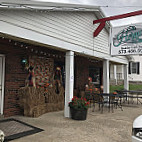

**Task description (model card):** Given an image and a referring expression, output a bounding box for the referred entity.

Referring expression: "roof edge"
[0,0,100,11]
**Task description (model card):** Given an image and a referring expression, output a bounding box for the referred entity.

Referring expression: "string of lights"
[0,36,64,59]
[0,36,102,62]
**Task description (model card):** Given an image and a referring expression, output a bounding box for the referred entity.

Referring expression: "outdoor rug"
[0,118,43,141]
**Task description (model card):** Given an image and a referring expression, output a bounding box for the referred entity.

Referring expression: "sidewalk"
[10,103,142,142]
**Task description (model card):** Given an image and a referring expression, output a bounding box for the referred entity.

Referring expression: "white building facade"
[128,55,141,82]
[110,55,142,84]
[0,0,129,117]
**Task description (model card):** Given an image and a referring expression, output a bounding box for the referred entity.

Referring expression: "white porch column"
[114,65,117,85]
[64,51,74,118]
[103,59,110,93]
[121,65,124,79]
[124,64,129,90]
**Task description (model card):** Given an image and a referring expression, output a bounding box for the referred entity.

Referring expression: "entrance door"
[0,55,5,115]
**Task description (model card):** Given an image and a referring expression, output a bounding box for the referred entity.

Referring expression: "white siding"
[0,9,128,64]
[0,10,94,50]
[93,23,109,54]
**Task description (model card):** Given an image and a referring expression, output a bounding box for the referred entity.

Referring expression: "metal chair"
[110,93,123,112]
[85,91,93,108]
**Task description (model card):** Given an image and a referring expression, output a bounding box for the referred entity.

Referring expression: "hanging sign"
[111,24,142,56]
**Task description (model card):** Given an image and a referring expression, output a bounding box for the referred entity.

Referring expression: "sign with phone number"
[111,24,142,56]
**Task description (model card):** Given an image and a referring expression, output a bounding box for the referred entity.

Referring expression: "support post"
[64,51,74,118]
[124,64,129,90]
[103,59,110,104]
[103,59,110,93]
[114,65,117,85]
[121,65,124,79]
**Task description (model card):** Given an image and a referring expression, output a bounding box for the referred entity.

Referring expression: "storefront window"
[89,67,101,87]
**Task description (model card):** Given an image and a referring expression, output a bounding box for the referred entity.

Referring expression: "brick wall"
[0,38,65,117]
[0,38,28,117]
[75,56,89,91]
[0,38,104,117]
[4,54,27,117]
[75,56,103,93]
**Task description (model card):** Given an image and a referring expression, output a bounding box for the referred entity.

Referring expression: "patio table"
[115,90,142,104]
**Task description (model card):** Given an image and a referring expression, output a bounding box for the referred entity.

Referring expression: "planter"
[70,107,88,120]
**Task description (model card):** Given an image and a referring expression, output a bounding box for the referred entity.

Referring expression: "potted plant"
[69,96,90,120]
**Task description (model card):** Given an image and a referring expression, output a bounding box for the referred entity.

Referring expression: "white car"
[132,115,142,142]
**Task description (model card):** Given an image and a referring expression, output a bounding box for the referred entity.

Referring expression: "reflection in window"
[89,67,101,87]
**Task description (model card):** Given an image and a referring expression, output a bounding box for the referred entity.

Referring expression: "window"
[89,67,102,87]
[129,62,140,74]
[132,63,137,74]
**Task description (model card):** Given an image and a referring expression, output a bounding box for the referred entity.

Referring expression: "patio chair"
[97,93,118,113]
[92,93,107,113]
[110,93,123,112]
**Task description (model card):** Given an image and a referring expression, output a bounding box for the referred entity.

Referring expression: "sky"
[33,0,142,27]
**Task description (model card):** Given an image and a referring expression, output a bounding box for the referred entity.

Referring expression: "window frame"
[129,62,140,75]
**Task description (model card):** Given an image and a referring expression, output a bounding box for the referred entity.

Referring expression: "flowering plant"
[113,92,118,95]
[69,96,90,110]
[93,88,101,94]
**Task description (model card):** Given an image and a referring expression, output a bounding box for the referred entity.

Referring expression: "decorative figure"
[88,77,93,86]
[25,66,36,88]
[0,130,5,142]
[54,67,62,94]
[100,85,103,93]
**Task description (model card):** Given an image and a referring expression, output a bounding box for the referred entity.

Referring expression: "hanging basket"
[70,107,88,120]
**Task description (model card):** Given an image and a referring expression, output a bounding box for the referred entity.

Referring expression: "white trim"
[64,51,74,118]
[124,64,129,90]
[1,56,5,115]
[103,59,110,93]
[0,54,5,115]
[0,0,100,11]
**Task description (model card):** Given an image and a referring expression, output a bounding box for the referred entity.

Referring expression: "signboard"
[111,24,142,56]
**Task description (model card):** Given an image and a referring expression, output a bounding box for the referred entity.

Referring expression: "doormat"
[0,118,43,141]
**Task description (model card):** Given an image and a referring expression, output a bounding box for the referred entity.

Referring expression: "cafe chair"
[85,91,93,108]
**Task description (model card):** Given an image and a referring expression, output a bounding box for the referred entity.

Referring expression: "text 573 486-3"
[118,49,137,54]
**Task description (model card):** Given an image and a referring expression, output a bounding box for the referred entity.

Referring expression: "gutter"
[0,0,100,11]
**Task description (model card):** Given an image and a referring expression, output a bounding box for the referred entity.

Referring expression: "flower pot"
[70,107,88,120]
